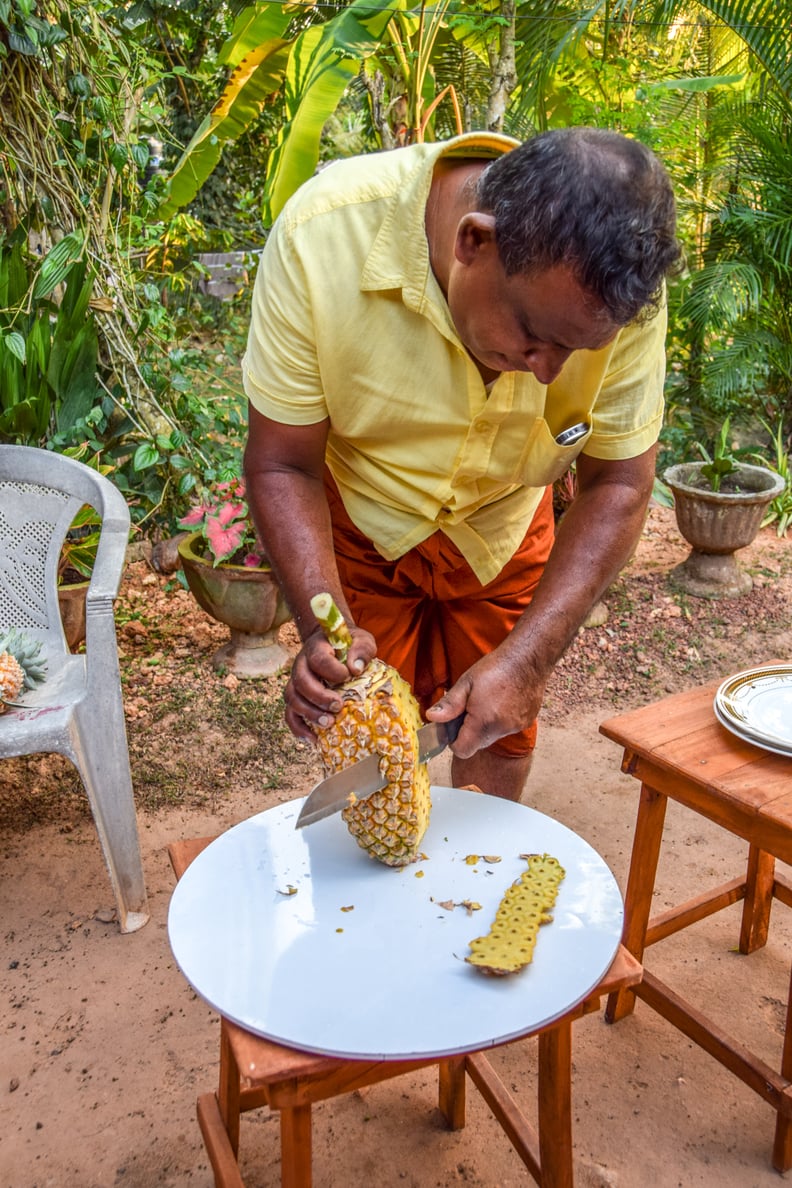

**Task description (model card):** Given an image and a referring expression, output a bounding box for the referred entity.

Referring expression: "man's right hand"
[283,624,377,740]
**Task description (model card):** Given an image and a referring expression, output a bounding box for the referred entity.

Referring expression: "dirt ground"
[2,504,792,1188]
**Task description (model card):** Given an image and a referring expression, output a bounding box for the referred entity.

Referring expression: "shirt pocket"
[511,417,592,488]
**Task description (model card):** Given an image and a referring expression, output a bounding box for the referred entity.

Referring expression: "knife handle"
[445,712,465,745]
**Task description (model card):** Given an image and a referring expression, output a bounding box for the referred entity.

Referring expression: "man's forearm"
[243,408,353,642]
[504,450,655,683]
[244,467,349,642]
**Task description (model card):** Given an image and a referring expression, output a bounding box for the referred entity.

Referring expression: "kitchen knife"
[295,712,465,829]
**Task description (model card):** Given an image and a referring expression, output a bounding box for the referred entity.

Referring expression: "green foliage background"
[1,0,791,535]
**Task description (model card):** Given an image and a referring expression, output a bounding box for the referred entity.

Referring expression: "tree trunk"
[486,1,517,132]
[361,68,400,150]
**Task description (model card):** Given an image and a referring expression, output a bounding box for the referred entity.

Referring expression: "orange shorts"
[325,477,555,757]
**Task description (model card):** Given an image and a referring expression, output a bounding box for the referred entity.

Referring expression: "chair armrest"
[85,529,128,603]
[85,482,131,604]
[83,481,130,674]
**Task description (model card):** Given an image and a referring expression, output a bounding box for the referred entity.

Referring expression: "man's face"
[446,217,620,385]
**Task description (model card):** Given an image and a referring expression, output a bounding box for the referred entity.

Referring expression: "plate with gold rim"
[713,700,792,759]
[714,664,792,756]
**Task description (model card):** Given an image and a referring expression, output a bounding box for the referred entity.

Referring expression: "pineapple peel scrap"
[436,898,482,915]
[466,853,565,977]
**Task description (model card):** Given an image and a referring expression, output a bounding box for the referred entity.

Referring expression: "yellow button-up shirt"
[243,133,666,585]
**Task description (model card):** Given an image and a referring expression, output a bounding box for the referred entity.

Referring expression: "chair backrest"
[0,445,130,652]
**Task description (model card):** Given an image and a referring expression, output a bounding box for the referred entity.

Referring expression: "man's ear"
[454,212,497,265]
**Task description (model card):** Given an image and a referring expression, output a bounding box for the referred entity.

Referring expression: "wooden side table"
[169,836,640,1188]
[599,677,792,1171]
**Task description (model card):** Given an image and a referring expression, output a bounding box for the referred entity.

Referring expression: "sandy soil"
[2,505,792,1188]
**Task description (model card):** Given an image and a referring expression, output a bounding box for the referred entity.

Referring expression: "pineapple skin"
[0,652,25,712]
[313,658,431,867]
[466,854,566,976]
[0,629,47,712]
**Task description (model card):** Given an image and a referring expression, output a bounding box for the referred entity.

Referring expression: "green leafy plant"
[694,417,739,492]
[58,506,102,584]
[752,419,792,536]
[179,476,265,567]
[159,0,476,228]
[0,230,100,442]
[56,445,118,583]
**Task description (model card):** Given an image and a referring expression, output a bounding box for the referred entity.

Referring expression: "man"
[242,127,681,801]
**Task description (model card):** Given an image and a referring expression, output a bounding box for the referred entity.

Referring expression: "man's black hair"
[476,127,682,324]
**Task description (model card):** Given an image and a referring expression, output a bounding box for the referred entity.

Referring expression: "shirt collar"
[360,133,519,320]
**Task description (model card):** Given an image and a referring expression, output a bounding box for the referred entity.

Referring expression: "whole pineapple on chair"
[0,628,47,712]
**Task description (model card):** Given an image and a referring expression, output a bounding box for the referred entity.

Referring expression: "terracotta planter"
[177,533,293,677]
[58,580,89,650]
[664,462,784,599]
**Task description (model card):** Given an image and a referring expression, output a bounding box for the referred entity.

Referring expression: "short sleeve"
[242,216,329,425]
[583,298,668,460]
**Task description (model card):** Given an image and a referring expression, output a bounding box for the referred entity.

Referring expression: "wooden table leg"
[438,1056,467,1130]
[772,962,792,1172]
[606,781,667,1023]
[218,1020,242,1155]
[740,846,775,955]
[537,1021,574,1188]
[280,1103,313,1188]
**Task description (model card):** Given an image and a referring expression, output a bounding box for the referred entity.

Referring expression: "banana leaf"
[158,6,294,220]
[217,4,289,69]
[263,0,403,225]
[642,73,745,94]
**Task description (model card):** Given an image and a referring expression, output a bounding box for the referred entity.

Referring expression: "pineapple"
[310,593,431,867]
[0,628,47,713]
[466,853,565,976]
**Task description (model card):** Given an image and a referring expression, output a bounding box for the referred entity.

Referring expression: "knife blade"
[295,712,465,829]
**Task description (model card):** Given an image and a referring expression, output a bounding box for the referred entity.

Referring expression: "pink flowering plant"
[179,477,266,567]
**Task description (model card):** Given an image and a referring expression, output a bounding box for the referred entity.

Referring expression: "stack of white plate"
[714,664,792,758]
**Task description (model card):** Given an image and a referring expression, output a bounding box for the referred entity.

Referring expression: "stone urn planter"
[178,532,293,677]
[664,462,784,599]
[58,579,89,650]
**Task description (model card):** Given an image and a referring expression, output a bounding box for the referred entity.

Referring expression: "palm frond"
[647,0,792,101]
[680,260,764,331]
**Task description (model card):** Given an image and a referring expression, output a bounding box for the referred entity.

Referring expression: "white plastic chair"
[0,444,149,932]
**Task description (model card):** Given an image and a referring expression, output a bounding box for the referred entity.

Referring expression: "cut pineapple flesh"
[309,593,431,867]
[466,853,565,976]
[314,657,431,867]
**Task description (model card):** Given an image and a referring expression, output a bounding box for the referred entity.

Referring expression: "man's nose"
[524,345,572,385]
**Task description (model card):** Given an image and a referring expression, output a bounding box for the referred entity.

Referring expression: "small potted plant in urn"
[177,476,293,677]
[664,418,785,598]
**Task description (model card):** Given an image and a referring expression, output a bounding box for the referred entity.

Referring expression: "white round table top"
[168,787,623,1061]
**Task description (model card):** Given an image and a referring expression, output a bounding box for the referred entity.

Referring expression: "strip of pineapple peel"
[466,853,565,976]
